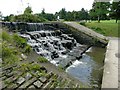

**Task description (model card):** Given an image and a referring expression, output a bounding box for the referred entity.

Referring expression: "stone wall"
[51,22,108,47]
[1,21,108,47]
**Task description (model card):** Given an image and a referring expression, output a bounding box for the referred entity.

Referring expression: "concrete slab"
[102,38,119,88]
[64,22,108,44]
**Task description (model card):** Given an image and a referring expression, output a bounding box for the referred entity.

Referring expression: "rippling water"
[66,47,106,88]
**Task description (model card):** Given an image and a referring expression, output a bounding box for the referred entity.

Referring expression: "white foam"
[66,60,83,70]
[59,54,67,58]
[73,60,83,66]
[86,47,92,52]
[50,60,57,65]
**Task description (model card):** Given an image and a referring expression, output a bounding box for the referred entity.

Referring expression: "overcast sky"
[0,0,95,16]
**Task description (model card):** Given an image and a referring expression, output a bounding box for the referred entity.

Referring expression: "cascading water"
[18,23,105,88]
[22,30,88,68]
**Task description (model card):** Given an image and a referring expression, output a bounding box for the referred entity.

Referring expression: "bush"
[20,63,41,71]
[37,56,48,63]
[2,30,12,42]
[2,41,19,64]
[13,34,27,48]
[24,45,32,54]
[79,22,86,26]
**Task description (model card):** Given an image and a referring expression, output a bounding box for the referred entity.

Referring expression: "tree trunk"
[98,16,100,23]
[116,19,118,23]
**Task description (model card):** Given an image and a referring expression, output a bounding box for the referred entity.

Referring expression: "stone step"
[58,78,67,87]
[7,83,18,89]
[19,77,37,88]
[42,81,52,88]
[64,80,71,88]
[27,85,36,89]
[1,81,7,89]
[2,64,17,71]
[39,76,47,83]
[33,80,43,88]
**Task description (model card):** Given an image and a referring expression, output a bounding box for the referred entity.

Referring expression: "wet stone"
[33,80,43,88]
[39,76,47,83]
[17,77,25,85]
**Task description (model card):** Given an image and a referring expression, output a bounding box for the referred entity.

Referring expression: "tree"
[24,6,33,14]
[90,1,110,22]
[78,8,90,21]
[4,14,15,22]
[41,8,45,15]
[59,8,67,19]
[111,1,120,23]
[65,11,74,21]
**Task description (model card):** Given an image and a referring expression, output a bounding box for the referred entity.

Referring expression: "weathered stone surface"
[43,81,52,88]
[25,73,32,80]
[0,76,6,80]
[1,81,7,89]
[5,72,13,77]
[28,85,35,88]
[17,77,25,85]
[7,83,18,88]
[39,76,47,83]
[19,77,37,88]
[4,76,14,84]
[64,22,108,46]
[102,39,119,88]
[33,80,43,88]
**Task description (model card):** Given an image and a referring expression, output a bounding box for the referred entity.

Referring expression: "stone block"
[25,73,32,80]
[39,76,47,83]
[33,80,43,88]
[17,77,25,85]
[28,85,35,88]
[19,77,36,88]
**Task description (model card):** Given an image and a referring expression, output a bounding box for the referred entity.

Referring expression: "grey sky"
[0,0,95,16]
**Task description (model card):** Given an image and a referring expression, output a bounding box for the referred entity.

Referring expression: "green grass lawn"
[85,20,119,37]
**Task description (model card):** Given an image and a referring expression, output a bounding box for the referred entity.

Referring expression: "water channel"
[19,30,106,88]
[2,22,106,88]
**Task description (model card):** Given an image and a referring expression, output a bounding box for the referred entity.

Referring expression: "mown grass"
[85,20,119,37]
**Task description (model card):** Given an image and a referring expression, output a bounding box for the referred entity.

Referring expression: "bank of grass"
[85,20,119,37]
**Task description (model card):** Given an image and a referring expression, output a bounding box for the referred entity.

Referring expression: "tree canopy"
[2,1,120,23]
[89,1,110,22]
[24,6,33,14]
[110,1,120,23]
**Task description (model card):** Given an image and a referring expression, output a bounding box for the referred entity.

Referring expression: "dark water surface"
[66,46,106,88]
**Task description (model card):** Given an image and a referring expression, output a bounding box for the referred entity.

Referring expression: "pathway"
[101,37,119,89]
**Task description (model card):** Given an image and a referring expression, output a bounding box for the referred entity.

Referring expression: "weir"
[1,21,107,88]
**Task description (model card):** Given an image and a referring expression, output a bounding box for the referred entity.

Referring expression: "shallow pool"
[66,46,106,88]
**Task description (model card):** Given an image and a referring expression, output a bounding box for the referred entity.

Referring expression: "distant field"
[85,20,119,37]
